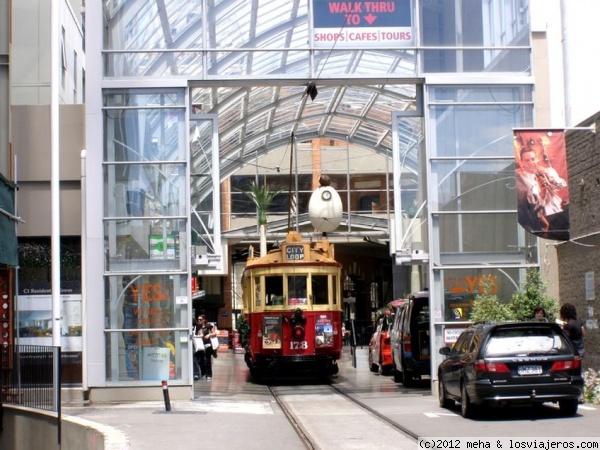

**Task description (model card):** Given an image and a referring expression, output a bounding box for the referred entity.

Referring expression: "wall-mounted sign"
[141,346,170,381]
[443,327,466,345]
[585,272,595,301]
[312,0,414,48]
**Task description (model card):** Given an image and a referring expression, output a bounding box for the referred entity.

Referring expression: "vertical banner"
[513,130,569,241]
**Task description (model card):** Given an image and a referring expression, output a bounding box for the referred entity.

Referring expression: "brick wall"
[558,113,600,370]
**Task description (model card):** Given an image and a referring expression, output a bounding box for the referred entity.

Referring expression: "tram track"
[329,383,421,441]
[268,383,419,449]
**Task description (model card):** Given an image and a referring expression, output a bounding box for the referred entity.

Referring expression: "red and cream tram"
[242,181,344,381]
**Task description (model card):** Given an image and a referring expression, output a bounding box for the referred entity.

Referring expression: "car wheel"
[378,359,391,376]
[438,377,453,409]
[460,383,474,418]
[369,352,378,372]
[558,399,578,416]
[393,369,403,383]
[370,361,378,372]
[402,370,414,387]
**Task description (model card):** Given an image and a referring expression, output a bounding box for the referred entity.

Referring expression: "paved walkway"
[63,346,406,450]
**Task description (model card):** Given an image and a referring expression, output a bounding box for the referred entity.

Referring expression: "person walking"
[197,314,217,381]
[559,303,585,356]
[192,315,204,380]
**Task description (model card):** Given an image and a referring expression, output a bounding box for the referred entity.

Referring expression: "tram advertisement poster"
[262,316,282,349]
[315,315,333,347]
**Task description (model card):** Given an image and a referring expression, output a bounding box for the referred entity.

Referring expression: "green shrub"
[469,269,559,323]
[470,275,515,322]
[583,368,600,404]
[236,314,251,349]
[510,268,558,321]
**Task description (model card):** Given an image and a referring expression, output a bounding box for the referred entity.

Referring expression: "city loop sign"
[312,0,414,48]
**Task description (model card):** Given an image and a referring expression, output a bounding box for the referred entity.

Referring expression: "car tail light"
[402,336,411,353]
[551,359,581,371]
[475,360,510,373]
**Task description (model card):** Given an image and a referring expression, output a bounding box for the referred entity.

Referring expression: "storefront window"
[105,274,189,382]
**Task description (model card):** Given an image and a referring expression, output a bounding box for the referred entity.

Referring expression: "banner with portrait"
[513,129,569,241]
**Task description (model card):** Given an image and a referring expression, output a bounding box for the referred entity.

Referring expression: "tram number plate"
[290,341,308,350]
[518,365,542,376]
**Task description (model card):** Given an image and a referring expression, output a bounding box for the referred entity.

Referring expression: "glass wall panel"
[190,119,219,254]
[105,163,186,218]
[314,50,417,78]
[104,219,187,272]
[104,0,203,51]
[208,51,311,77]
[106,52,205,78]
[420,0,529,47]
[432,160,516,211]
[430,85,533,103]
[440,267,524,318]
[430,104,532,158]
[104,93,186,162]
[435,212,528,258]
[421,49,531,73]
[210,1,308,50]
[105,273,189,382]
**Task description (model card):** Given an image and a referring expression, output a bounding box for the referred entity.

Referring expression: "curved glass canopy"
[104,0,422,184]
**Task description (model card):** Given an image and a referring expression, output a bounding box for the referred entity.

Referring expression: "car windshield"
[484,327,572,357]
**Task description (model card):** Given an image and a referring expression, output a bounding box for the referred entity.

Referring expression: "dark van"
[389,291,431,386]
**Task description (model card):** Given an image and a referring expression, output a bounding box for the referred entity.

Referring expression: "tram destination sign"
[285,245,305,261]
[311,0,414,48]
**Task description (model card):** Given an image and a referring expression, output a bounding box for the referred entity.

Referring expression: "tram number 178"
[290,341,308,350]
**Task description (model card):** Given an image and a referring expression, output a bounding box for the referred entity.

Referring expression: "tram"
[242,179,344,381]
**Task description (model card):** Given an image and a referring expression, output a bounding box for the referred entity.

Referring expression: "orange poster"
[513,130,569,241]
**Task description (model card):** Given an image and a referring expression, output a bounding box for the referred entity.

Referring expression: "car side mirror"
[439,346,452,356]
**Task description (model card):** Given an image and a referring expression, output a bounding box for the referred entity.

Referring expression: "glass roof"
[194,81,418,170]
[105,0,422,197]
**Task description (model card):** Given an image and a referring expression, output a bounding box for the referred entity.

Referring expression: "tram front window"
[312,275,329,305]
[288,275,307,306]
[265,275,284,306]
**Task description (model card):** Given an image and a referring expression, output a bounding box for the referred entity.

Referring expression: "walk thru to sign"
[312,0,414,48]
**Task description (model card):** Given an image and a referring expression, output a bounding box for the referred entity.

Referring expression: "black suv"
[438,321,583,418]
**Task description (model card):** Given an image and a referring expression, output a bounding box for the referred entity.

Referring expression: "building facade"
[80,0,545,401]
[5,0,599,401]
[2,0,85,382]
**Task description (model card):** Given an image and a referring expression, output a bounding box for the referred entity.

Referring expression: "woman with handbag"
[198,314,217,381]
[192,315,205,380]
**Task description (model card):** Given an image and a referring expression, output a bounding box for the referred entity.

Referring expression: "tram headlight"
[289,308,306,340]
[292,324,306,340]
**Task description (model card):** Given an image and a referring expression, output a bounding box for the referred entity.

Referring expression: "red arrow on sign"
[364,14,377,25]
